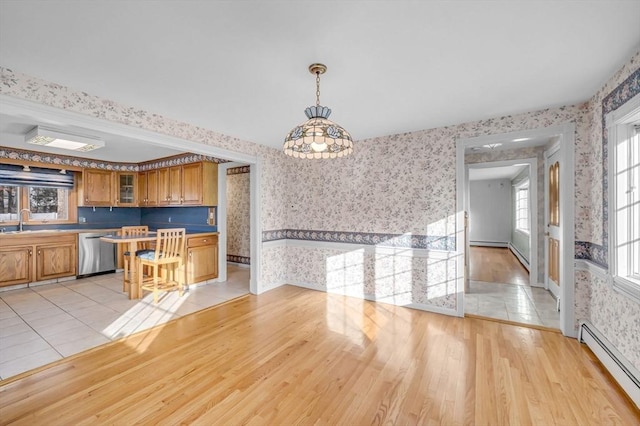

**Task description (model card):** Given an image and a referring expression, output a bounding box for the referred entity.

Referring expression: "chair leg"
[153,265,159,304]
[123,255,130,293]
[136,258,143,300]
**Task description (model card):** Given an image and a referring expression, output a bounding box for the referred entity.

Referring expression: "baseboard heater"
[578,320,639,408]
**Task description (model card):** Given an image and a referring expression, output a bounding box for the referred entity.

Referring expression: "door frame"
[456,123,576,337]
[466,157,538,287]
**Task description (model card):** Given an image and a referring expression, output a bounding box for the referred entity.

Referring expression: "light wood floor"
[471,246,530,285]
[1,286,637,425]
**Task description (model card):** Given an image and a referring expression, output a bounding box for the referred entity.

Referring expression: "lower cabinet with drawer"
[186,233,218,284]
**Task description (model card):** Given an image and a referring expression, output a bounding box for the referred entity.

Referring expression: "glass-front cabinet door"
[116,172,137,207]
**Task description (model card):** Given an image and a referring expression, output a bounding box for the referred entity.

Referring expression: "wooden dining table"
[100,232,157,299]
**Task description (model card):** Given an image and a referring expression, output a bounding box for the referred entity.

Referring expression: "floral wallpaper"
[282,244,458,310]
[581,51,640,369]
[588,272,640,370]
[226,167,251,264]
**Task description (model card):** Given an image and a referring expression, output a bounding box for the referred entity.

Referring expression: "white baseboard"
[579,320,639,408]
[470,241,508,248]
[508,243,530,272]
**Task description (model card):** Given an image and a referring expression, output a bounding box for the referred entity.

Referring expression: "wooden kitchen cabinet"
[138,170,158,206]
[81,169,114,206]
[157,162,218,206]
[80,169,138,207]
[0,246,32,287]
[182,162,203,205]
[115,172,137,207]
[0,233,77,287]
[186,233,218,284]
[35,241,76,281]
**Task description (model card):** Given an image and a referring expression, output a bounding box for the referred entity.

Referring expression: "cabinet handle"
[28,250,32,256]
[189,252,192,258]
[38,250,41,255]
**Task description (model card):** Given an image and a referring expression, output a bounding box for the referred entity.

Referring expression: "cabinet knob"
[38,250,41,255]
[203,239,207,243]
[28,250,32,256]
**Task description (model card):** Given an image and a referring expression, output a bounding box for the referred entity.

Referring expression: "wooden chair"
[121,225,149,292]
[136,228,186,304]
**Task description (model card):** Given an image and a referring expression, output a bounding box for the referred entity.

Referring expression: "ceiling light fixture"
[59,169,67,175]
[283,63,353,159]
[512,137,531,142]
[22,165,30,172]
[25,126,104,152]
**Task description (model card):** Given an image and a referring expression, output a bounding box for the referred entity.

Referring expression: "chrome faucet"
[19,209,31,232]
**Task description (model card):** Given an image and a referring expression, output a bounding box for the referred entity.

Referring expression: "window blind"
[0,164,74,188]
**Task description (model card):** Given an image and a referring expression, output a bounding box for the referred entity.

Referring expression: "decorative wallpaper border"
[227,165,250,175]
[0,146,228,172]
[227,255,251,265]
[575,241,607,268]
[138,153,229,171]
[0,146,138,171]
[600,67,640,268]
[263,229,455,251]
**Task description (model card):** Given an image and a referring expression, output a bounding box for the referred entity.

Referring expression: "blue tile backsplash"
[141,207,216,233]
[5,207,216,233]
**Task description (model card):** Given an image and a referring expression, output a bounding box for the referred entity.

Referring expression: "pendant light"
[283,63,353,159]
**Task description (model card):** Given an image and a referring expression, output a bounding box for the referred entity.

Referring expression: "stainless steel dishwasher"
[78,232,117,277]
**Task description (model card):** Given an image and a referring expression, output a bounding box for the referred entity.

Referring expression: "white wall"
[469,178,512,244]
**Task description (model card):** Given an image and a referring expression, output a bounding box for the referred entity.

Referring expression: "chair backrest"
[154,228,186,262]
[122,225,150,249]
[121,225,149,237]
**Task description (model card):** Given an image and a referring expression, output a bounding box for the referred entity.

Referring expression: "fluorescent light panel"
[25,126,104,152]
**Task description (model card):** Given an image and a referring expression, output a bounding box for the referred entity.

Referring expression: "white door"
[545,148,561,300]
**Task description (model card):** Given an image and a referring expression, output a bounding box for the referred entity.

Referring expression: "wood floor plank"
[470,246,530,284]
[0,285,638,425]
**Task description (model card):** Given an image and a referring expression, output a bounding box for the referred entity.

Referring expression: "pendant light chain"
[315,72,321,107]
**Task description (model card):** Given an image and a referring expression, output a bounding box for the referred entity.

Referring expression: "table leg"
[128,241,140,299]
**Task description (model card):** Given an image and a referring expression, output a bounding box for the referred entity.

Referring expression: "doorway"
[456,124,576,337]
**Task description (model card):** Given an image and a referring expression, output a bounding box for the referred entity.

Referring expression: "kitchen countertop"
[0,229,218,239]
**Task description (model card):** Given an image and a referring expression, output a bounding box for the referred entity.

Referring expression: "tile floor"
[0,264,249,380]
[464,280,560,329]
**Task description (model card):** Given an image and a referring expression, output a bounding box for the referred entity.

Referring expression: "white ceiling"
[1,1,639,160]
[469,165,529,181]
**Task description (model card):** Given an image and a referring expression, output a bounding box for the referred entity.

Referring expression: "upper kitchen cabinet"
[80,169,113,206]
[79,169,138,207]
[138,169,158,206]
[115,172,137,207]
[158,162,218,206]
